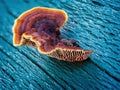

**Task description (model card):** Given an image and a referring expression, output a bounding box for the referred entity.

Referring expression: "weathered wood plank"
[0,0,120,90]
[0,39,63,89]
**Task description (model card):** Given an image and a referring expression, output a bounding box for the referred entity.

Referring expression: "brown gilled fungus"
[13,7,93,62]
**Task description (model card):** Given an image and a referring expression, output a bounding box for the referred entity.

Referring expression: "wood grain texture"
[0,0,120,90]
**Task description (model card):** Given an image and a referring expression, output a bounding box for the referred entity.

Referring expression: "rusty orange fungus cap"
[13,7,93,62]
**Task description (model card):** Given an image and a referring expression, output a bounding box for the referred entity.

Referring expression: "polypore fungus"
[13,7,93,62]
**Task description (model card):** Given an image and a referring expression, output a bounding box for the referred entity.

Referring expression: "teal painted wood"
[0,0,120,90]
